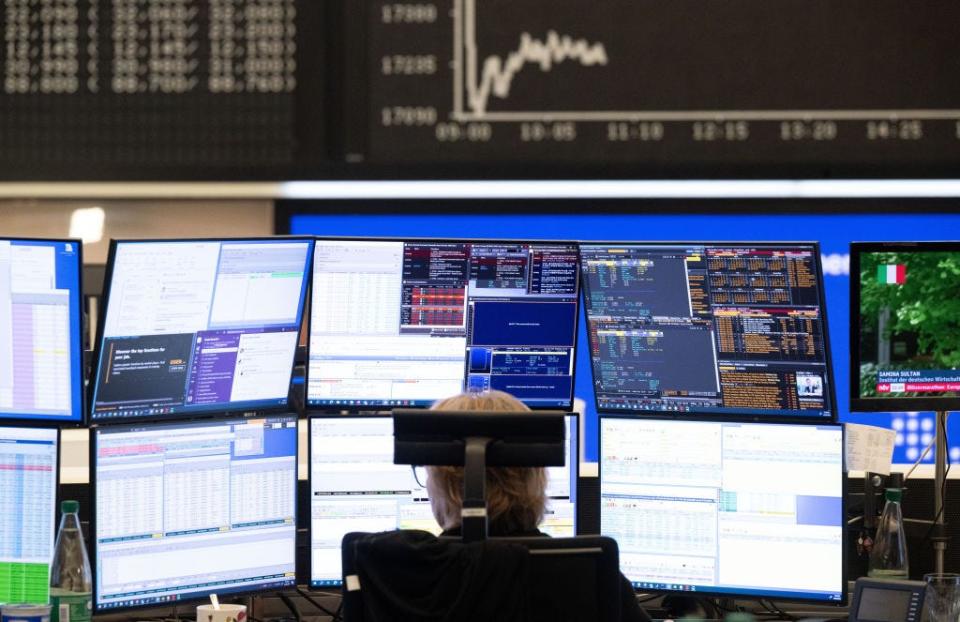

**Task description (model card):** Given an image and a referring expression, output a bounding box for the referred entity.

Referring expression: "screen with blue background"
[0,239,83,424]
[288,209,960,464]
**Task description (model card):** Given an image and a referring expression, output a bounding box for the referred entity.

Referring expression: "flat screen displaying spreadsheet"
[308,238,580,410]
[0,239,83,423]
[92,416,298,610]
[309,414,578,587]
[91,239,313,422]
[600,417,844,602]
[0,426,58,605]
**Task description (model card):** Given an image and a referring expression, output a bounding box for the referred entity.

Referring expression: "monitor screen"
[0,426,58,605]
[600,417,844,602]
[581,243,834,420]
[0,239,83,423]
[851,242,960,412]
[91,239,313,422]
[285,207,960,463]
[309,414,578,587]
[856,587,913,622]
[92,415,298,610]
[308,239,580,410]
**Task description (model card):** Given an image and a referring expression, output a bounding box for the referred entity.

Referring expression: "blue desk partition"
[288,210,960,465]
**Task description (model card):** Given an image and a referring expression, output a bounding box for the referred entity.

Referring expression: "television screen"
[852,242,960,412]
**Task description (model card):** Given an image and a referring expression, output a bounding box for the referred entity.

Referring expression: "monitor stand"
[932,410,950,574]
[873,410,952,574]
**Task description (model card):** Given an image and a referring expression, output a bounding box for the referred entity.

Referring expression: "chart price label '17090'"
[364,0,960,172]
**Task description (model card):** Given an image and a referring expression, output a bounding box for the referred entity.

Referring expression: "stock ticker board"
[0,0,959,179]
[360,0,960,175]
[0,0,325,180]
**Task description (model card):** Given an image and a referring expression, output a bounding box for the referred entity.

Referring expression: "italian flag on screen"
[878,264,907,284]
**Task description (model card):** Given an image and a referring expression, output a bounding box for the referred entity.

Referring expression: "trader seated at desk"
[425,390,651,622]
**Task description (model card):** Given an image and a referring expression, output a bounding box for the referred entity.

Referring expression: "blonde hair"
[425,390,548,534]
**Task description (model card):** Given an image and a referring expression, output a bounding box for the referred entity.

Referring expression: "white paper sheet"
[845,423,896,475]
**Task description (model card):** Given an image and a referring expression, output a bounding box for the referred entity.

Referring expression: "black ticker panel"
[359,0,960,175]
[1,0,959,180]
[0,0,325,180]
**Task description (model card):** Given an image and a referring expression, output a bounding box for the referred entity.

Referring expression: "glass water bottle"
[868,488,909,579]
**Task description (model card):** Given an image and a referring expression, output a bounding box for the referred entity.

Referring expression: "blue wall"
[290,211,960,464]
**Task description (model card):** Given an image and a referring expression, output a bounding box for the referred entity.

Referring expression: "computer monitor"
[308,413,579,587]
[90,238,313,422]
[307,238,581,410]
[600,416,844,603]
[0,238,83,424]
[0,426,58,605]
[580,242,835,420]
[851,241,960,412]
[92,415,298,611]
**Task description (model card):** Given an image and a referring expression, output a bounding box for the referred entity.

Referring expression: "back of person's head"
[425,390,547,535]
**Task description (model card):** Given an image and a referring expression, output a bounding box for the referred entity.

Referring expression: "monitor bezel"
[90,412,300,613]
[850,241,960,413]
[597,414,848,605]
[0,237,85,426]
[306,411,581,590]
[305,236,583,413]
[89,236,315,424]
[579,240,837,423]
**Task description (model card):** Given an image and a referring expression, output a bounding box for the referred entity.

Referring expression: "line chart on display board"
[364,0,960,171]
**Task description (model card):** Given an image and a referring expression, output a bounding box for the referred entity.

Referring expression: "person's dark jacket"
[349,528,651,621]
[443,526,651,622]
[350,529,529,622]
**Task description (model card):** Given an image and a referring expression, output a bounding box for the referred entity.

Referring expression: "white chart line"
[462,0,607,116]
[453,1,960,123]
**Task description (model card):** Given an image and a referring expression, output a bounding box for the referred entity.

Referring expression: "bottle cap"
[885,488,903,503]
[889,472,905,489]
[61,500,79,514]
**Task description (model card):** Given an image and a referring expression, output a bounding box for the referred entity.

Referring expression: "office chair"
[338,410,624,622]
[341,529,623,622]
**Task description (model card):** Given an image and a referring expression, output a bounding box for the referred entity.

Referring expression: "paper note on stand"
[845,423,896,475]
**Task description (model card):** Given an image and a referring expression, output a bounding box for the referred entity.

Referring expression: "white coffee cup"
[196,603,247,622]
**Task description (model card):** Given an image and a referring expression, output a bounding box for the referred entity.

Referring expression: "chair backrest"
[341,530,622,622]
